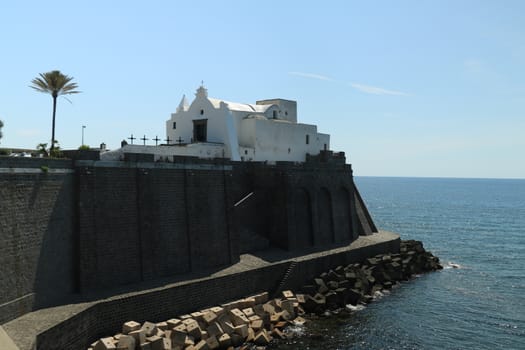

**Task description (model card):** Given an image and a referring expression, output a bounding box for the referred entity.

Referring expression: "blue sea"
[279,177,525,350]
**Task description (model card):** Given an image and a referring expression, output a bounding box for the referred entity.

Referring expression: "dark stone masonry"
[0,158,76,323]
[0,152,376,323]
[0,152,405,350]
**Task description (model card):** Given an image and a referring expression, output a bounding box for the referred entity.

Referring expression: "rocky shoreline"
[298,240,442,312]
[88,240,441,350]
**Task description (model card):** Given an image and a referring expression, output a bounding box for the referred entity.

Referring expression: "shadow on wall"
[0,170,76,324]
[334,186,353,242]
[317,187,335,245]
[293,188,314,249]
[33,173,76,309]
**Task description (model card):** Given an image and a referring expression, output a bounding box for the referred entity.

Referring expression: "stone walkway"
[0,326,19,350]
[2,231,398,350]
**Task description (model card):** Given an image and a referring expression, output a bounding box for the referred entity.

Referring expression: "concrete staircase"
[273,261,298,297]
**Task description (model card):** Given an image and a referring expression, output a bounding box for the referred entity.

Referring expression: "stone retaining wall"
[0,155,378,326]
[33,234,399,350]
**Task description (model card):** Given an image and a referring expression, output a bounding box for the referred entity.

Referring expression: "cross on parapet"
[153,136,160,146]
[165,136,171,145]
[141,135,149,145]
[177,136,184,144]
[128,134,136,145]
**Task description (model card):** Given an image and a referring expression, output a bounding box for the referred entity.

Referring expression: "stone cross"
[141,135,149,145]
[153,136,160,146]
[177,136,184,144]
[165,136,171,145]
[128,134,136,145]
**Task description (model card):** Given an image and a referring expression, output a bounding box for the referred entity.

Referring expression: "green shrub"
[37,141,65,158]
[36,143,48,157]
[49,148,64,158]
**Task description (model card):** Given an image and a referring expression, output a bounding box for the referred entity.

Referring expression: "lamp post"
[82,125,86,146]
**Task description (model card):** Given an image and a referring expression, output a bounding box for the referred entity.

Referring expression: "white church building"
[102,85,330,163]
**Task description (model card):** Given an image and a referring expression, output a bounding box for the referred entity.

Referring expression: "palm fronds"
[30,70,81,96]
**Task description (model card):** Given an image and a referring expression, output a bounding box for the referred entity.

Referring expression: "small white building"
[102,86,330,163]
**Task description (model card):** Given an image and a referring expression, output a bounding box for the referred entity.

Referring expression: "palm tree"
[30,70,80,150]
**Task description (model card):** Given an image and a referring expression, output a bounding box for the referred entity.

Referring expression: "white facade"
[102,86,330,163]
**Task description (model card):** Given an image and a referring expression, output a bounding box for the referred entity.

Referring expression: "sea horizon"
[355,175,525,181]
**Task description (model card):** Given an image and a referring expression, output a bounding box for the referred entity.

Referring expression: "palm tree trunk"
[51,95,57,151]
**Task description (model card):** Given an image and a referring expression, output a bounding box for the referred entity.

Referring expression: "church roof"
[208,98,273,113]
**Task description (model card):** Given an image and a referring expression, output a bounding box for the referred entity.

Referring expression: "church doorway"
[193,119,207,142]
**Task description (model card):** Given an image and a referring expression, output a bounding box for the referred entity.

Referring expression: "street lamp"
[82,125,86,146]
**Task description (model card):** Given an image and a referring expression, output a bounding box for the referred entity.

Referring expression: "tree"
[0,119,3,142]
[30,70,80,150]
[36,143,48,157]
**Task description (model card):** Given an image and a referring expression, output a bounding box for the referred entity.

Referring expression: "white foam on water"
[373,290,385,299]
[445,261,462,269]
[346,304,366,312]
[284,324,306,337]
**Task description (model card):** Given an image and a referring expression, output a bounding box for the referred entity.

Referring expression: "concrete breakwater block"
[87,290,305,350]
[87,241,440,350]
[93,337,116,350]
[122,321,141,334]
[298,240,442,312]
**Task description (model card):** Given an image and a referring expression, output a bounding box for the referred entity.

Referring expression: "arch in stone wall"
[317,187,334,245]
[293,187,313,248]
[333,186,353,243]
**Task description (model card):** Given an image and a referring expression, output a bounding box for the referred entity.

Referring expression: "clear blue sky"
[0,0,523,178]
